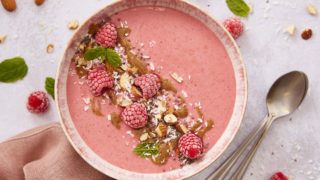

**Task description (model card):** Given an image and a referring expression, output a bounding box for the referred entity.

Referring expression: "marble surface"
[0,0,319,179]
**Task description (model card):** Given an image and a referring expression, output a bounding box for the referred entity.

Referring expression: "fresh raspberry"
[95,22,117,48]
[134,73,160,98]
[269,172,288,180]
[26,91,49,113]
[223,17,244,39]
[87,69,114,96]
[178,133,203,159]
[121,103,148,129]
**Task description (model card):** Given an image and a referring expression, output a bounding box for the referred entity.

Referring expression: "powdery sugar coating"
[134,73,161,98]
[121,103,148,128]
[87,69,114,96]
[95,22,117,48]
[178,133,203,159]
[223,17,244,39]
[26,91,49,113]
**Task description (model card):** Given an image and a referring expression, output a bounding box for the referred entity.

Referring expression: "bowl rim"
[55,0,248,179]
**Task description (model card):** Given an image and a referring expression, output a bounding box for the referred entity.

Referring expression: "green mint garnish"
[226,0,250,17]
[45,77,55,99]
[84,47,121,67]
[0,57,28,83]
[133,142,159,158]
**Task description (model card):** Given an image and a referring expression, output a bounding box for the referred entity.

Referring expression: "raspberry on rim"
[87,69,114,96]
[178,133,203,159]
[121,102,148,129]
[223,17,244,39]
[134,73,161,99]
[269,172,288,180]
[95,22,117,48]
[26,91,49,113]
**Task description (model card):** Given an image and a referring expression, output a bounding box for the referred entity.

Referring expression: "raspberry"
[87,69,113,96]
[178,133,203,159]
[26,91,49,113]
[134,73,160,98]
[121,103,148,129]
[269,172,288,180]
[95,22,117,48]
[223,17,244,39]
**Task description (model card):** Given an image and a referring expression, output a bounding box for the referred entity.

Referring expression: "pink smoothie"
[66,6,236,173]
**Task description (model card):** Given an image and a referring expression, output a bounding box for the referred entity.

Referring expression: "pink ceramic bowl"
[55,0,247,179]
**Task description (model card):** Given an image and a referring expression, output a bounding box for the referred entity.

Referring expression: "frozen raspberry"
[178,133,203,159]
[269,172,288,180]
[95,22,117,48]
[26,91,49,113]
[121,103,148,129]
[87,69,113,96]
[223,17,244,39]
[134,73,160,98]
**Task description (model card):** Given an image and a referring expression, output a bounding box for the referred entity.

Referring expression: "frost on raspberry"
[121,103,148,129]
[134,73,161,98]
[87,69,114,96]
[178,133,203,159]
[26,91,49,113]
[223,17,244,39]
[95,22,117,48]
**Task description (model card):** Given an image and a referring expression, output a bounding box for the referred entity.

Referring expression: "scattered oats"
[188,75,191,80]
[78,81,84,85]
[0,34,6,43]
[107,114,111,121]
[120,22,124,28]
[248,2,254,13]
[126,130,134,137]
[68,19,79,30]
[46,44,54,53]
[13,34,19,40]
[171,72,183,83]
[73,82,77,85]
[295,144,301,151]
[286,25,296,35]
[140,43,144,47]
[84,105,89,112]
[181,90,188,98]
[142,55,150,59]
[150,62,155,71]
[83,97,90,105]
[307,4,317,15]
[149,40,156,47]
[189,103,193,107]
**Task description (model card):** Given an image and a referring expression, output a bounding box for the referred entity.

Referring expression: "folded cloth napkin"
[0,123,113,180]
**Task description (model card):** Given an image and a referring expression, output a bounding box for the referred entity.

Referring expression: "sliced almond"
[128,67,138,74]
[170,72,183,83]
[164,114,178,125]
[120,64,129,71]
[286,25,296,35]
[176,124,188,134]
[68,19,79,30]
[174,106,188,118]
[131,86,142,98]
[307,4,317,15]
[157,100,167,113]
[140,133,149,141]
[0,35,6,43]
[1,0,16,12]
[165,107,175,115]
[160,78,177,93]
[155,122,167,138]
[46,44,54,53]
[117,97,132,107]
[34,0,45,6]
[119,72,131,91]
[148,132,156,138]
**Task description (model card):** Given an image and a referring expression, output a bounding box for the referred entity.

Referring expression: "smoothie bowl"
[56,0,247,179]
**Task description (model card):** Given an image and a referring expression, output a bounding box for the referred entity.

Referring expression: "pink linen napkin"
[0,123,113,180]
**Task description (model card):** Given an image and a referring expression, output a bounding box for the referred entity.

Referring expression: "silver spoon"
[207,71,308,180]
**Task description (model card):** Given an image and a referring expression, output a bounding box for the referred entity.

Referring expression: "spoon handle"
[230,114,275,180]
[206,115,270,180]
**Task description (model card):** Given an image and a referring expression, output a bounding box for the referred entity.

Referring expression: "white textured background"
[0,0,319,179]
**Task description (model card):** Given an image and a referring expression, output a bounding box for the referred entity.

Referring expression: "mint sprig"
[133,142,159,158]
[84,47,122,67]
[45,77,55,99]
[0,57,28,83]
[226,0,250,17]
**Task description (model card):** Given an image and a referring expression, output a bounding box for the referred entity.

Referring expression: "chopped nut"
[307,4,317,15]
[75,66,88,77]
[0,35,6,43]
[160,78,177,93]
[157,100,167,113]
[131,86,142,98]
[148,132,156,138]
[176,124,188,134]
[127,51,148,75]
[164,114,178,125]
[155,122,167,138]
[170,72,183,83]
[110,112,122,129]
[301,29,312,40]
[119,72,131,91]
[151,143,169,165]
[90,97,103,116]
[174,106,188,118]
[128,67,138,74]
[117,97,132,107]
[68,19,79,30]
[120,64,129,71]
[46,44,54,53]
[190,121,202,133]
[286,25,296,35]
[34,0,45,6]
[165,107,175,115]
[106,89,117,105]
[140,133,148,141]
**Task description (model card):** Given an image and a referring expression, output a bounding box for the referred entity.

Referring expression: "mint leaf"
[84,47,107,61]
[106,48,122,67]
[226,0,250,17]
[0,57,28,83]
[45,77,55,99]
[133,142,159,158]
